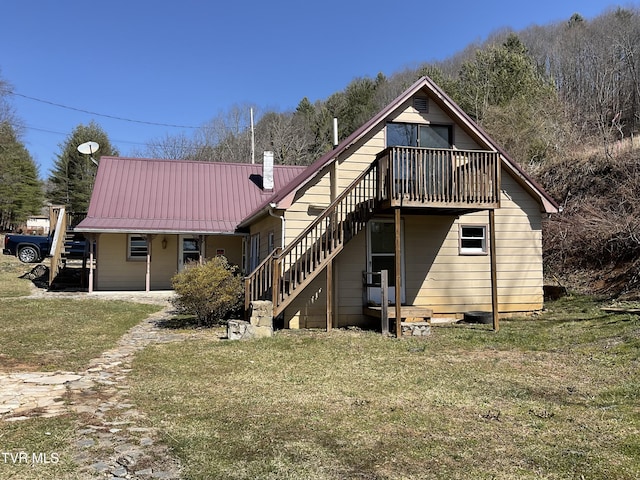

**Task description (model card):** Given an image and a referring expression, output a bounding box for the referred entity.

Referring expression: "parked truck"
[3,232,87,263]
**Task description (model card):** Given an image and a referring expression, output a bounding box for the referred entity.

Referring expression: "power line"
[10,92,200,129]
[23,124,210,151]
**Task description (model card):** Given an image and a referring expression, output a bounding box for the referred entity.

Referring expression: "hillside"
[538,139,640,299]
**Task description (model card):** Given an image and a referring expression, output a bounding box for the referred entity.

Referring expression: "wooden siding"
[204,235,243,268]
[96,234,175,290]
[249,215,281,260]
[282,272,328,329]
[97,233,245,291]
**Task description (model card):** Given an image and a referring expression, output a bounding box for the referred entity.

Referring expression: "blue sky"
[0,0,631,177]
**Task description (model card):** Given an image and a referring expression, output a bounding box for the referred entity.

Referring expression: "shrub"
[171,256,244,326]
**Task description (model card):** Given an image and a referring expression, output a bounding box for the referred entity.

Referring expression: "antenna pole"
[251,108,255,164]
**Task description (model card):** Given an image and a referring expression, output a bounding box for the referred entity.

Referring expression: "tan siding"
[149,235,177,289]
[402,169,545,315]
[282,272,328,329]
[334,228,368,326]
[97,233,245,291]
[204,235,243,268]
[249,215,281,261]
[96,233,175,290]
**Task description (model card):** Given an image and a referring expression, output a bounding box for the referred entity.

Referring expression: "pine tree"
[48,121,118,213]
[0,122,44,229]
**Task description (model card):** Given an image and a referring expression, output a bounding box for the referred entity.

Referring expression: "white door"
[367,220,405,305]
[178,235,202,271]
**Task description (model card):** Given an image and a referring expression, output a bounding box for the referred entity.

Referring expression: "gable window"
[387,122,452,149]
[459,225,487,255]
[128,235,148,260]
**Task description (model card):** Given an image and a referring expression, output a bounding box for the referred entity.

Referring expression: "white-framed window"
[128,234,148,260]
[459,225,487,255]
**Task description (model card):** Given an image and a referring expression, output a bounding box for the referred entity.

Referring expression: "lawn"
[130,296,640,479]
[0,252,161,371]
[0,250,163,479]
[0,256,33,297]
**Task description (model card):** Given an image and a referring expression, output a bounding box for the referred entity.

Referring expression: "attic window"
[414,97,429,113]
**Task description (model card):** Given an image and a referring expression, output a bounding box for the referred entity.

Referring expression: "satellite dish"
[77,141,100,155]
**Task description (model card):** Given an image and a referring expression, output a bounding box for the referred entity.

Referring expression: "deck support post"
[394,208,402,338]
[489,209,499,332]
[145,235,153,292]
[326,259,333,332]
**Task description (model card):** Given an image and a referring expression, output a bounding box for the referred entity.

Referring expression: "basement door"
[178,235,202,271]
[366,219,405,305]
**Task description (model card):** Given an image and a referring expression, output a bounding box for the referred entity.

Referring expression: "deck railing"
[378,147,500,208]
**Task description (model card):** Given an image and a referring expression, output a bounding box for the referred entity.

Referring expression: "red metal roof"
[76,157,305,234]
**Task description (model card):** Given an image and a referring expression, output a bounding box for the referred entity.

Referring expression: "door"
[178,235,202,271]
[367,220,405,305]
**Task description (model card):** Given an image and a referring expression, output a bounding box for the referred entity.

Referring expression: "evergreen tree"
[48,121,118,213]
[456,34,552,122]
[453,34,560,164]
[0,122,44,229]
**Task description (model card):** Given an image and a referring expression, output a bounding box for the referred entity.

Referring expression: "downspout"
[268,203,285,250]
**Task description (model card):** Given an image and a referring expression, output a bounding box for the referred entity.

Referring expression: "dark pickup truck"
[3,232,87,263]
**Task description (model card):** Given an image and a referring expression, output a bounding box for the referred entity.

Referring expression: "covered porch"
[82,232,245,293]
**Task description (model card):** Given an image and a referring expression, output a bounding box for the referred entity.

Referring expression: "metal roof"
[76,157,305,234]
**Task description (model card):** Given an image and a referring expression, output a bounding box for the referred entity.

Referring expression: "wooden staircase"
[245,161,380,317]
[245,146,501,320]
[48,206,67,286]
[48,206,89,290]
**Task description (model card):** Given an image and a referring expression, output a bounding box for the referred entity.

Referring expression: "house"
[76,76,558,332]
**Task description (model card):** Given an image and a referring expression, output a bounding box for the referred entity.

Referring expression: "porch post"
[199,235,205,265]
[145,235,152,292]
[88,234,95,293]
[326,258,333,332]
[489,210,499,331]
[394,208,402,338]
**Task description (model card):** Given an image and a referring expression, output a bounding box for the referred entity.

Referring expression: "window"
[267,231,275,254]
[128,235,148,260]
[459,225,487,255]
[249,233,260,271]
[387,122,452,148]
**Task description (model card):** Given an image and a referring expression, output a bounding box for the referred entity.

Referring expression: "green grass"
[0,416,79,480]
[0,257,33,297]
[0,298,161,371]
[130,297,640,479]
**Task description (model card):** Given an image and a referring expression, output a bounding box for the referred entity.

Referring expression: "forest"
[1,6,639,297]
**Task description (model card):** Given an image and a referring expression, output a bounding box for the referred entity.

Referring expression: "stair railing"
[245,160,380,316]
[48,206,67,286]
